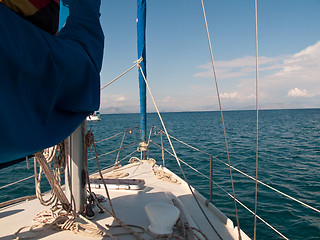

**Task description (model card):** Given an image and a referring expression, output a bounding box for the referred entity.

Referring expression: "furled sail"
[0,0,104,167]
[137,0,147,142]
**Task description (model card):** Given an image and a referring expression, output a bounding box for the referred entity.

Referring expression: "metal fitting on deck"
[138,142,149,152]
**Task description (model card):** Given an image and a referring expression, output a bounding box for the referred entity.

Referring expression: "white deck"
[0,160,250,239]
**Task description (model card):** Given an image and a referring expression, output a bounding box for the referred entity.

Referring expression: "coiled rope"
[34,149,70,211]
[14,142,107,239]
[14,208,107,239]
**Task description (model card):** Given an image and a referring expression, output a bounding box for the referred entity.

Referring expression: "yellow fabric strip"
[0,0,38,16]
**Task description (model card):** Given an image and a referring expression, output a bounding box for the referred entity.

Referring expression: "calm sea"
[0,109,319,239]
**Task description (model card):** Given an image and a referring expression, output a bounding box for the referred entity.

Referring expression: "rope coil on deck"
[151,163,181,184]
[14,209,105,239]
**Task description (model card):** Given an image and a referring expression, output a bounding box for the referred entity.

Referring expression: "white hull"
[0,159,249,239]
[86,115,101,121]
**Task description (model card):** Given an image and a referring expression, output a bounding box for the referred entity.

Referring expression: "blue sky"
[68,0,320,113]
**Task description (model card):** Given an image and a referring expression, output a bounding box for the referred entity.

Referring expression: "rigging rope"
[150,140,289,239]
[254,0,260,239]
[34,150,70,210]
[100,58,143,90]
[0,195,37,208]
[100,149,138,172]
[95,130,126,143]
[199,1,242,238]
[115,131,127,166]
[88,140,140,161]
[14,142,108,239]
[85,131,145,240]
[95,126,141,144]
[0,174,34,190]
[139,66,223,240]
[85,131,116,217]
[159,130,320,214]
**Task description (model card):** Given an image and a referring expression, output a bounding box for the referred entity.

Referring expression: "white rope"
[138,67,181,170]
[100,58,143,90]
[100,149,138,171]
[254,0,260,239]
[139,66,223,239]
[0,175,34,190]
[95,127,140,144]
[88,140,140,161]
[150,140,289,239]
[150,141,208,180]
[199,1,242,238]
[213,176,289,240]
[95,130,126,143]
[115,131,127,165]
[163,133,320,215]
[159,128,320,215]
[168,133,211,156]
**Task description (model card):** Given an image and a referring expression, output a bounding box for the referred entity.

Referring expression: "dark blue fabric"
[0,0,104,164]
[137,0,147,142]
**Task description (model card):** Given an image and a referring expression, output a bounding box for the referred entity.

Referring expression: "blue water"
[0,109,319,239]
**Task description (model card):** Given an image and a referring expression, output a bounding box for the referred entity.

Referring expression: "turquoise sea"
[0,109,319,239]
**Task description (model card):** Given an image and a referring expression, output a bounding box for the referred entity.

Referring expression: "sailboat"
[86,112,101,121]
[1,0,318,239]
[0,0,253,239]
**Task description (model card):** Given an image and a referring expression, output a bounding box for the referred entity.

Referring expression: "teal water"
[0,109,319,239]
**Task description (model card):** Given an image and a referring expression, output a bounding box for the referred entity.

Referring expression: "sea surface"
[0,109,319,239]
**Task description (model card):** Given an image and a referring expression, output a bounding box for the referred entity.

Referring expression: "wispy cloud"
[101,94,128,105]
[288,88,315,98]
[220,91,255,101]
[194,55,284,80]
[193,41,320,109]
[100,94,140,113]
[99,41,320,113]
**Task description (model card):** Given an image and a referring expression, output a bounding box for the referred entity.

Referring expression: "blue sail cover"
[0,0,104,166]
[137,0,147,142]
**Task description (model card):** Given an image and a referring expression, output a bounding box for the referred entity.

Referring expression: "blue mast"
[137,0,147,142]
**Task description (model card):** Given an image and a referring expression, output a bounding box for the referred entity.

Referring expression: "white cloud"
[288,88,315,97]
[99,94,139,113]
[114,96,127,102]
[220,91,255,101]
[99,41,320,113]
[100,94,132,110]
[193,41,320,109]
[261,41,320,103]
[160,96,176,103]
[220,92,239,99]
[274,41,320,78]
[194,55,283,80]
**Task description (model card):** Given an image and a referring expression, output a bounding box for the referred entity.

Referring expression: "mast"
[65,123,86,213]
[137,0,147,143]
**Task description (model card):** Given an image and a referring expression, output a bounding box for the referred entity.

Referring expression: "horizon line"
[97,107,320,115]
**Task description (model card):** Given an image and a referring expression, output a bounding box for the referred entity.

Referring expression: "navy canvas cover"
[0,0,104,166]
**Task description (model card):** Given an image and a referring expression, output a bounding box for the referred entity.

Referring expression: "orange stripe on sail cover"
[0,0,38,16]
